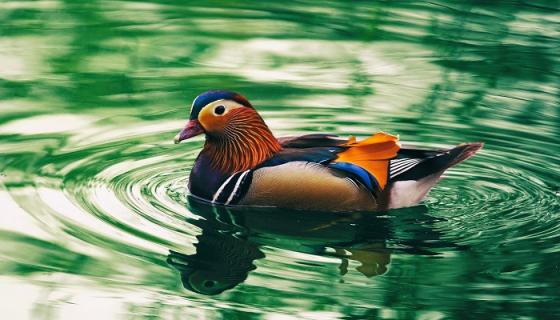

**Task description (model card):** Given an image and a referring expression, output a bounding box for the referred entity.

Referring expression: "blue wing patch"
[329,162,380,191]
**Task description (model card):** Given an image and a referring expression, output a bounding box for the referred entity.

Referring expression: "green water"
[1,0,559,319]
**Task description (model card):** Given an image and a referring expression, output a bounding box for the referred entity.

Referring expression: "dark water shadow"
[167,196,466,295]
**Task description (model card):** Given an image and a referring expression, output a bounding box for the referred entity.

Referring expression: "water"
[1,0,559,319]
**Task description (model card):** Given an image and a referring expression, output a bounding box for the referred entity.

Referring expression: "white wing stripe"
[390,159,422,178]
[390,158,413,164]
[391,161,420,174]
[390,159,420,170]
[391,158,418,164]
[391,160,420,171]
[225,170,251,205]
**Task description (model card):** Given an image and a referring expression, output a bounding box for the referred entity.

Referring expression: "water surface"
[1,1,559,319]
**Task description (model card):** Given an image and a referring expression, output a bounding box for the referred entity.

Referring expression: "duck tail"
[446,142,484,168]
[390,142,483,183]
[385,142,483,209]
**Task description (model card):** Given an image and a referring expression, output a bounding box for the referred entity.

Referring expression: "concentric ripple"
[428,150,560,247]
[1,109,560,312]
[2,107,559,318]
[61,129,200,253]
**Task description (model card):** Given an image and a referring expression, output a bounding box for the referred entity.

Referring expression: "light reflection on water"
[1,0,559,319]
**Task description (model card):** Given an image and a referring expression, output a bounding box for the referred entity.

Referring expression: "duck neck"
[202,113,282,174]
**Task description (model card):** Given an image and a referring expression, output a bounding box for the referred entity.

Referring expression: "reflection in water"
[168,219,264,295]
[169,196,461,295]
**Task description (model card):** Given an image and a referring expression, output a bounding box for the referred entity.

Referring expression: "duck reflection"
[167,229,263,295]
[168,196,457,295]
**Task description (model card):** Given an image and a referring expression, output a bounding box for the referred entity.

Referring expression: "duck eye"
[214,105,226,115]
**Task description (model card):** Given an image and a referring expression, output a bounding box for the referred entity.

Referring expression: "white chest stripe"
[225,170,251,205]
[212,174,237,203]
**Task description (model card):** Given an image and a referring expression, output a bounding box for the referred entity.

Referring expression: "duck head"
[175,90,282,173]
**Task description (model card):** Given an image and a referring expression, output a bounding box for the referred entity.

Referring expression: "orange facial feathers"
[335,132,400,189]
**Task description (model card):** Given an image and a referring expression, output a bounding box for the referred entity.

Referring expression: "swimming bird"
[174,90,482,212]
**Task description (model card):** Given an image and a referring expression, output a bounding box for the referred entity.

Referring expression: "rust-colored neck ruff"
[202,109,282,174]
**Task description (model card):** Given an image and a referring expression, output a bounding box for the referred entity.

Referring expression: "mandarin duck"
[174,90,482,212]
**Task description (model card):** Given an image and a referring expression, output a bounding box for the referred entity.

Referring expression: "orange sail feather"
[335,132,400,189]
